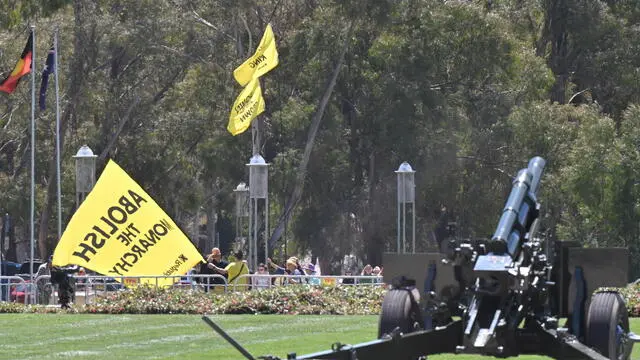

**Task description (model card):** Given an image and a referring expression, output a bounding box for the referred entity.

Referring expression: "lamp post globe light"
[234,182,250,217]
[395,161,416,253]
[73,145,97,209]
[246,154,270,271]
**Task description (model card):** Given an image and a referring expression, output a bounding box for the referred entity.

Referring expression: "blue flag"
[39,46,55,111]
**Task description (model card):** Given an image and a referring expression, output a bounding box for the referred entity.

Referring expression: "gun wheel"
[378,289,422,339]
[585,291,631,360]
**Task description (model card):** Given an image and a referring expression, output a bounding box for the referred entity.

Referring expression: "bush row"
[0,285,386,315]
[2,283,640,316]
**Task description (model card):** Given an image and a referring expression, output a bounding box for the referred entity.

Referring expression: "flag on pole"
[227,78,265,136]
[233,24,279,86]
[38,45,55,111]
[0,32,33,94]
[52,159,205,288]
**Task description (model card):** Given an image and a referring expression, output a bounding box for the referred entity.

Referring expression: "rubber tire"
[585,292,630,360]
[378,289,421,339]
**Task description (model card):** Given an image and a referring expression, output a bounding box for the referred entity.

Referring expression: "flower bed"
[0,284,386,314]
[3,283,640,316]
[597,283,640,317]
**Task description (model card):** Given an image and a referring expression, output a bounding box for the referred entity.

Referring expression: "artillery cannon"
[203,156,639,359]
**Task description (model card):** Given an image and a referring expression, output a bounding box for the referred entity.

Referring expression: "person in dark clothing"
[205,247,229,293]
[341,270,355,285]
[199,257,215,291]
[50,264,78,308]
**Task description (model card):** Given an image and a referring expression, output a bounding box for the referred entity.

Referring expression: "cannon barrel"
[489,156,546,258]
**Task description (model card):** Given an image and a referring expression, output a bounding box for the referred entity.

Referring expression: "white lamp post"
[233,182,250,253]
[396,162,416,253]
[73,145,97,209]
[247,154,269,271]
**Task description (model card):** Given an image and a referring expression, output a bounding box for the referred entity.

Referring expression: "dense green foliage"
[1,1,640,277]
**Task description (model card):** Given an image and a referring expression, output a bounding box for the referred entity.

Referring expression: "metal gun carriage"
[204,156,640,360]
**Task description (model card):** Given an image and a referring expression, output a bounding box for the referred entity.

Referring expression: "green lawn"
[0,314,638,359]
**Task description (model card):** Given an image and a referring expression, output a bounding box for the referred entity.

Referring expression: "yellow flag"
[52,160,205,288]
[227,78,265,136]
[233,24,279,86]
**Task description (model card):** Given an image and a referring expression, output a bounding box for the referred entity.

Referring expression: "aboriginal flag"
[0,32,33,94]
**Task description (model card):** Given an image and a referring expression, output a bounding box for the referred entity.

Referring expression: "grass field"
[1,314,639,360]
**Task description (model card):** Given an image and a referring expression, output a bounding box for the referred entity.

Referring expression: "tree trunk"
[545,0,569,104]
[268,23,354,251]
[205,179,219,254]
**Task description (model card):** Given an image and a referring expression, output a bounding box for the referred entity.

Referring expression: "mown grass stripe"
[2,314,639,360]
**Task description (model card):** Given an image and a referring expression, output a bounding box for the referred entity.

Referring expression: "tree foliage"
[2,0,640,277]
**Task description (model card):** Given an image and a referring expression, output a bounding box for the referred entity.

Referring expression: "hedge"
[2,283,640,316]
[0,284,386,315]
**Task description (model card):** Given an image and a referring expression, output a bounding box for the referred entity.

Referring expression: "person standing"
[252,263,271,290]
[303,263,320,285]
[209,250,250,291]
[372,266,382,284]
[358,264,375,284]
[35,256,53,305]
[205,248,229,293]
[268,257,303,285]
[50,265,78,308]
[341,270,355,285]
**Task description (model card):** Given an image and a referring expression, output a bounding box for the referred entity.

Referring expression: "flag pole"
[29,25,36,284]
[54,27,62,240]
[251,120,258,155]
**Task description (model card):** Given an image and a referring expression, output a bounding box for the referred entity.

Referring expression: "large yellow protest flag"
[227,78,265,136]
[52,160,205,287]
[233,24,279,86]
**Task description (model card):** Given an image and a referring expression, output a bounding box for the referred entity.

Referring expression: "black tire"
[378,289,422,339]
[585,291,631,360]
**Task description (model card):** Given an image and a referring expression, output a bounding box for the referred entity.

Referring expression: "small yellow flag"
[52,160,205,287]
[233,24,279,86]
[227,78,265,136]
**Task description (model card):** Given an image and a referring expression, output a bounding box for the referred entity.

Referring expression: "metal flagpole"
[54,28,62,240]
[29,25,36,284]
[265,196,268,268]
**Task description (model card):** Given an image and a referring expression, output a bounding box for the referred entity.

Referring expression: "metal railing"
[230,274,384,291]
[0,276,31,304]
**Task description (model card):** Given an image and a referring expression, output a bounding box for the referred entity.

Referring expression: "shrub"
[209,285,384,315]
[6,283,640,317]
[596,283,640,317]
[0,284,387,315]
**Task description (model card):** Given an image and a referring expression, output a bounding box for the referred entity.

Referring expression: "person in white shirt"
[252,263,271,290]
[35,256,53,305]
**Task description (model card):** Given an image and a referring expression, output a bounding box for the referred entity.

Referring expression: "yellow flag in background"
[52,160,205,288]
[233,24,279,86]
[227,78,265,136]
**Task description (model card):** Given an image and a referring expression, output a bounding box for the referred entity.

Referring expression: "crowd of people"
[26,248,383,307]
[194,247,384,291]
